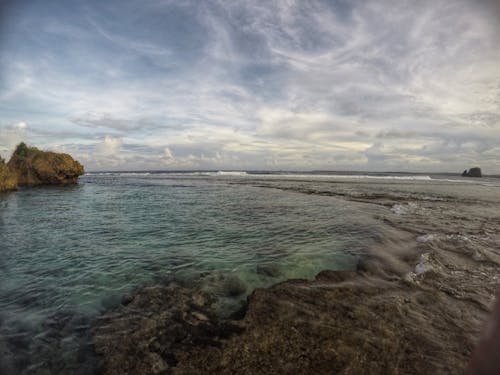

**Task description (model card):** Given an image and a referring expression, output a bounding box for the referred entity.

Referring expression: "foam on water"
[216,171,248,176]
[252,173,433,180]
[83,171,500,187]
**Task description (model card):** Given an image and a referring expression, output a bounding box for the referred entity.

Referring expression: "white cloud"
[95,136,122,155]
[0,122,28,159]
[16,122,28,130]
[1,0,499,172]
[163,147,174,160]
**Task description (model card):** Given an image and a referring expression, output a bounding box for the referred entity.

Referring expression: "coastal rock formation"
[0,159,17,192]
[93,285,244,375]
[176,277,476,374]
[462,167,482,177]
[6,142,84,187]
[93,270,484,375]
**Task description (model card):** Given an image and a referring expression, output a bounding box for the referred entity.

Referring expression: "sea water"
[0,172,383,373]
[2,171,495,373]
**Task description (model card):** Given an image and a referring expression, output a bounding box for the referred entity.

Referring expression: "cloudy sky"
[1,0,499,172]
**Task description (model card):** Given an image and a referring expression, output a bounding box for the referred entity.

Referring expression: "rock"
[256,263,282,278]
[315,270,356,282]
[0,160,17,193]
[92,284,231,375]
[93,264,488,375]
[7,142,84,186]
[173,277,481,374]
[121,293,134,306]
[461,167,482,177]
[221,275,247,297]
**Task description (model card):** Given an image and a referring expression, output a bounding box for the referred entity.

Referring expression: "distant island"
[462,167,482,177]
[0,142,84,193]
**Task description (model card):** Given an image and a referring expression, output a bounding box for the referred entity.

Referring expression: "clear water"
[0,173,380,373]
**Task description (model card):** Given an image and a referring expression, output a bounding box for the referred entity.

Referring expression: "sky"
[1,0,500,172]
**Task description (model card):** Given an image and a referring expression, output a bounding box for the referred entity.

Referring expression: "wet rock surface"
[92,285,244,375]
[176,278,481,374]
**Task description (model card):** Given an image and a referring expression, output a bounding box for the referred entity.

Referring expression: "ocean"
[1,171,499,373]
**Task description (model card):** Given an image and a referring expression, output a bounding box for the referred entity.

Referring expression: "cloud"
[95,136,122,156]
[163,147,174,160]
[0,0,499,172]
[0,122,28,158]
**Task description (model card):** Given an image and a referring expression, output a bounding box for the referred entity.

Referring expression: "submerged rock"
[92,284,243,375]
[7,142,84,187]
[256,263,282,278]
[462,167,482,177]
[221,275,247,297]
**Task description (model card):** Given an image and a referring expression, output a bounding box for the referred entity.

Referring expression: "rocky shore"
[0,142,84,192]
[93,178,500,374]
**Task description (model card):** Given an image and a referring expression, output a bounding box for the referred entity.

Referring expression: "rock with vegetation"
[462,167,482,177]
[7,142,84,186]
[0,157,17,193]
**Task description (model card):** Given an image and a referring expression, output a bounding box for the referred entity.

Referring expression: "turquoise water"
[0,173,377,373]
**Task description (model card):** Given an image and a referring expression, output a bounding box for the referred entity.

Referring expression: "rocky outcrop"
[0,159,17,193]
[179,274,483,374]
[462,167,482,177]
[5,142,84,187]
[93,285,244,375]
[93,270,484,375]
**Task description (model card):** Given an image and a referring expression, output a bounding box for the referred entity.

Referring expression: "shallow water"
[0,173,384,373]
